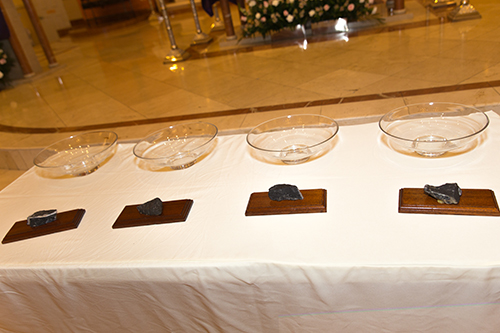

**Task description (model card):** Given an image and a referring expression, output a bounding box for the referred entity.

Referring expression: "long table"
[2,113,500,332]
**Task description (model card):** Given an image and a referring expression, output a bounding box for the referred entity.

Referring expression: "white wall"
[61,0,83,21]
[30,0,71,42]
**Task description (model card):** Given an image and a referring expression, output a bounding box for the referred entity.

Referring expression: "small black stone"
[27,209,57,227]
[268,184,304,202]
[137,198,163,216]
[424,183,462,205]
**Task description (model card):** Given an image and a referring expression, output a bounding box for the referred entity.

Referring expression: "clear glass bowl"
[34,131,118,177]
[379,102,489,157]
[133,122,218,170]
[246,114,339,164]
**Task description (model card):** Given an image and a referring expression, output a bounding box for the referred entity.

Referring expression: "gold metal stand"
[189,0,213,45]
[211,4,225,32]
[157,0,190,63]
[147,0,163,22]
[448,0,481,21]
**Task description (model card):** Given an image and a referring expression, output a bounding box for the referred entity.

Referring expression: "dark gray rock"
[424,183,462,205]
[137,197,163,216]
[27,209,57,227]
[268,184,304,202]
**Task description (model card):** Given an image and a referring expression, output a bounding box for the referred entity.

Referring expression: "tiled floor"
[1,0,500,188]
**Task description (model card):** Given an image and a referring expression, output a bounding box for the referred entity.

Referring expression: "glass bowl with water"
[34,131,118,177]
[379,102,489,157]
[246,114,339,164]
[133,122,218,170]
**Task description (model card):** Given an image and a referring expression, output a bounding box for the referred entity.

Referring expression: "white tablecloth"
[2,113,500,332]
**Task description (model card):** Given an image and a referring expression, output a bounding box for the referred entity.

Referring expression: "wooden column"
[21,0,58,67]
[394,0,405,14]
[0,1,34,77]
[219,0,235,40]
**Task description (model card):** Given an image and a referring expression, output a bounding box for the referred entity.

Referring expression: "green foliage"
[240,0,377,38]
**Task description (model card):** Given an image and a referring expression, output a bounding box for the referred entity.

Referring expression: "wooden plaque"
[245,189,327,216]
[2,209,86,244]
[399,188,500,216]
[112,199,193,229]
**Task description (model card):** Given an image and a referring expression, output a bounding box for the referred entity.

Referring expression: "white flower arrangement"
[241,0,378,38]
[0,44,14,88]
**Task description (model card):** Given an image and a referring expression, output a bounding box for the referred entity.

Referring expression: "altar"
[1,112,500,331]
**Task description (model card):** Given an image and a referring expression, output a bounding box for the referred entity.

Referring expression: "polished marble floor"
[1,0,500,186]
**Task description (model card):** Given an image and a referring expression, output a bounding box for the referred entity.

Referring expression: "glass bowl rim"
[33,130,119,169]
[246,114,339,153]
[133,121,218,161]
[378,102,490,143]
